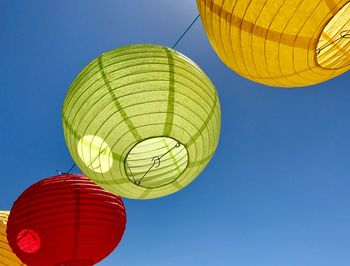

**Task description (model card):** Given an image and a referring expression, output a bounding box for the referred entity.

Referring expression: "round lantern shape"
[197,0,350,87]
[7,174,126,266]
[0,211,25,265]
[62,44,221,199]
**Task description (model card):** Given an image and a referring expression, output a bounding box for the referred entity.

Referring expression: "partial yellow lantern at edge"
[0,211,26,266]
[197,0,350,87]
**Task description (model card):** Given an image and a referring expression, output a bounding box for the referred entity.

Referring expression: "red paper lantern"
[7,174,126,266]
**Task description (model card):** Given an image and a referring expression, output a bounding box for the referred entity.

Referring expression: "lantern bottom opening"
[124,136,189,189]
[316,2,350,69]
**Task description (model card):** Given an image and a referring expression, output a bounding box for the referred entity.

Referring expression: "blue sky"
[1,1,350,265]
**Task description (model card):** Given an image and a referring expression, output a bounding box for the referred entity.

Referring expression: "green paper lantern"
[62,44,221,199]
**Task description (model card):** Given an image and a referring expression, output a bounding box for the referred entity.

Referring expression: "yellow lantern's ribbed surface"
[0,211,25,266]
[63,44,221,199]
[197,0,350,87]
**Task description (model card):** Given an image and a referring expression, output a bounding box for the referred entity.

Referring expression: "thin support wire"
[316,29,350,55]
[172,14,200,49]
[59,146,108,175]
[56,163,76,175]
[67,163,76,174]
[128,142,181,186]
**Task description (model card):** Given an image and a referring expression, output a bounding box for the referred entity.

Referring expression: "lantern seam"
[202,0,316,50]
[97,56,142,142]
[163,48,175,136]
[186,93,218,147]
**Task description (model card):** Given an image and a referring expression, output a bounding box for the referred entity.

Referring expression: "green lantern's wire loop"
[126,142,182,187]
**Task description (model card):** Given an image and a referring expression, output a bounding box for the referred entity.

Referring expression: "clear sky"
[1,1,350,266]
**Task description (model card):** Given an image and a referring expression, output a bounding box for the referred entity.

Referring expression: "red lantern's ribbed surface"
[7,174,126,266]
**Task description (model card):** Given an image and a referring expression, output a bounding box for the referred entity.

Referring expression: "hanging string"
[66,163,76,174]
[58,143,109,175]
[172,14,200,49]
[56,163,76,175]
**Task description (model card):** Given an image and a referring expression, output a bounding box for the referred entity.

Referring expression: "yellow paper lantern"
[197,0,350,87]
[0,211,25,266]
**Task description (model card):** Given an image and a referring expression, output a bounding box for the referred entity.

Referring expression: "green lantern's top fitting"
[62,44,221,199]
